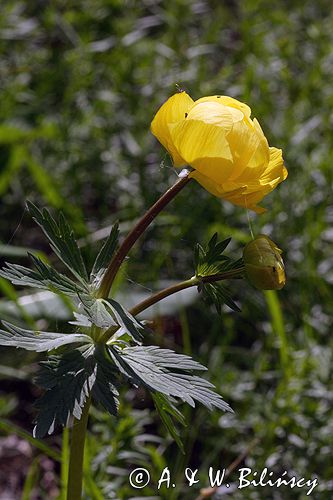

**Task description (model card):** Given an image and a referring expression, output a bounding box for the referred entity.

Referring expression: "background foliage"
[0,0,332,498]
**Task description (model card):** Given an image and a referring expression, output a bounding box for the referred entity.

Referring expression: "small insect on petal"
[243,235,286,290]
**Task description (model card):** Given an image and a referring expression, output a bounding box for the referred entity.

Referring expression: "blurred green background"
[0,0,333,498]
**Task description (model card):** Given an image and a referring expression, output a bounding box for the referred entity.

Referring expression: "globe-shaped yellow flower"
[151,92,288,213]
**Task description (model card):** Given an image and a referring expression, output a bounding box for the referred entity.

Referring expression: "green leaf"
[33,346,96,438]
[79,295,117,329]
[26,201,88,283]
[0,254,89,296]
[0,321,93,352]
[109,345,232,412]
[194,234,243,313]
[107,298,144,342]
[152,393,186,453]
[33,345,120,438]
[91,223,119,284]
[113,345,207,371]
[69,312,92,328]
[79,295,144,342]
[92,346,119,416]
[195,234,235,277]
[202,283,241,313]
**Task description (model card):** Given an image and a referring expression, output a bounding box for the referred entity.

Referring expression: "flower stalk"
[97,172,191,299]
[99,268,244,345]
[129,268,245,317]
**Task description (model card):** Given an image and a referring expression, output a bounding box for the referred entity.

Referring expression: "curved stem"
[129,268,245,317]
[97,173,191,299]
[66,398,91,500]
[130,277,198,316]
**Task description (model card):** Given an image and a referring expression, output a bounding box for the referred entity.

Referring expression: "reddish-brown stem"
[129,268,245,317]
[97,173,191,298]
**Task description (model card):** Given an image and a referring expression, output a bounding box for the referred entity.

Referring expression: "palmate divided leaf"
[0,203,233,449]
[26,201,89,284]
[33,345,121,438]
[108,345,232,412]
[0,322,92,352]
[0,254,89,296]
[33,345,99,438]
[0,309,233,442]
[30,340,232,441]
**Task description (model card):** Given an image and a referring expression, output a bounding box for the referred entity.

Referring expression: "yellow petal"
[194,95,252,119]
[226,119,269,182]
[261,147,288,186]
[222,148,286,211]
[170,118,234,183]
[150,92,194,166]
[187,101,244,127]
[221,188,269,213]
[189,170,226,197]
[190,169,267,213]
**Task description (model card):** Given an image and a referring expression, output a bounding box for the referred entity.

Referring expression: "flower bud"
[243,235,286,290]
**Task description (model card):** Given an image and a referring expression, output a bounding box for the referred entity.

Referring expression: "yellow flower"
[151,92,288,213]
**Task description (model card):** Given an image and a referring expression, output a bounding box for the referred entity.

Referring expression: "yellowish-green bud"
[243,235,286,290]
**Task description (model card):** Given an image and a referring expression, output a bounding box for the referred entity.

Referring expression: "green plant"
[0,86,287,498]
[0,192,247,499]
